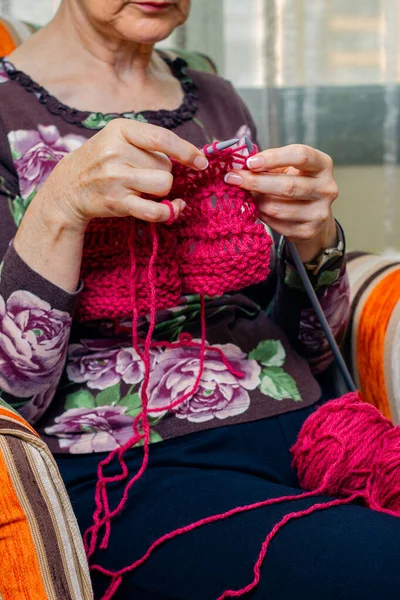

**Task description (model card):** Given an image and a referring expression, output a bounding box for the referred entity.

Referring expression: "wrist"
[294,216,337,263]
[13,189,86,294]
[28,187,88,239]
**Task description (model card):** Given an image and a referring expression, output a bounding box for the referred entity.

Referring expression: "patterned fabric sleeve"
[0,116,79,424]
[0,397,93,599]
[271,247,350,374]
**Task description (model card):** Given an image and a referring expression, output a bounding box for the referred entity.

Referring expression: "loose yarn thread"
[95,393,400,599]
[84,144,400,600]
[84,142,271,594]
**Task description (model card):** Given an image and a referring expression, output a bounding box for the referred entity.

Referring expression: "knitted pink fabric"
[76,142,272,321]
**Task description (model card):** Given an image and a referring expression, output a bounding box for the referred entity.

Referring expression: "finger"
[118,167,174,197]
[258,214,316,242]
[246,144,333,175]
[122,145,173,172]
[226,171,332,201]
[119,194,185,223]
[115,119,209,171]
[256,195,311,223]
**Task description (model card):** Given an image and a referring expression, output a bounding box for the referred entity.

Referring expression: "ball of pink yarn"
[367,427,400,515]
[291,392,393,499]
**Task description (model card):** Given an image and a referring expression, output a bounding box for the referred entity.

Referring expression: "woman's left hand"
[224,144,339,263]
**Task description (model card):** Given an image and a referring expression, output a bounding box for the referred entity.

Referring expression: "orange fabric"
[357,269,400,419]
[0,406,39,437]
[0,448,48,600]
[0,21,16,56]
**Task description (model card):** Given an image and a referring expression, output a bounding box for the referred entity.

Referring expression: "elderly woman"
[0,1,399,599]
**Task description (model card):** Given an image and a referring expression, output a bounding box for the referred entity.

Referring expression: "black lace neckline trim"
[0,55,198,130]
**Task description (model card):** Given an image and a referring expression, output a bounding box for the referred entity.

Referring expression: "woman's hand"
[224,144,338,263]
[14,119,208,292]
[38,118,208,231]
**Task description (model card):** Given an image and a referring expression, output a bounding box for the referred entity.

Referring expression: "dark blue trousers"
[57,401,400,600]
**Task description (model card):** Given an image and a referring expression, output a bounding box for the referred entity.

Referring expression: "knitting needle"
[286,241,357,393]
[205,138,239,155]
[244,136,255,154]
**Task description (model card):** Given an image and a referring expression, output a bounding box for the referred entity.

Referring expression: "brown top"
[0,55,350,454]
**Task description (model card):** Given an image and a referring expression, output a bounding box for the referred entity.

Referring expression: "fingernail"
[180,200,187,210]
[224,173,243,185]
[247,156,265,169]
[194,155,209,170]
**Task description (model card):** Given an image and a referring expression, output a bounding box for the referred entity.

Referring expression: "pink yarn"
[292,393,393,499]
[82,144,400,600]
[77,141,272,322]
[91,391,400,599]
[367,427,400,515]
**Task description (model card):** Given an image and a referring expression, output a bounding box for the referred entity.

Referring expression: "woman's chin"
[114,20,178,45]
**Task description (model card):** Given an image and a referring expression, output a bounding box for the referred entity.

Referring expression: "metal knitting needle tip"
[206,138,239,155]
[244,136,255,154]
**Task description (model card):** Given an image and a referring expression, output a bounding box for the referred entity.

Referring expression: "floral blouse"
[0,56,350,454]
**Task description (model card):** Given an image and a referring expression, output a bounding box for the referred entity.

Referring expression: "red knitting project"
[77,141,272,321]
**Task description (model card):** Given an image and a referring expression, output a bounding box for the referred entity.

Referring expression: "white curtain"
[1,0,399,253]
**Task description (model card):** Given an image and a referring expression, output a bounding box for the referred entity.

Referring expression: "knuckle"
[247,174,261,193]
[266,202,280,218]
[104,198,122,217]
[327,181,339,200]
[153,171,173,195]
[267,149,277,165]
[147,127,171,149]
[156,154,173,173]
[143,204,162,223]
[98,141,119,162]
[282,178,297,198]
[103,118,123,135]
[293,145,310,168]
[100,161,119,181]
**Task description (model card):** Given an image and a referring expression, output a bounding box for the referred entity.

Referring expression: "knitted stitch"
[77,141,272,321]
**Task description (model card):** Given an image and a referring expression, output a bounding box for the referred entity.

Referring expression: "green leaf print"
[248,340,286,367]
[136,429,163,445]
[259,367,302,402]
[82,112,116,129]
[317,269,340,288]
[65,389,96,410]
[95,383,121,407]
[119,392,142,417]
[8,190,37,227]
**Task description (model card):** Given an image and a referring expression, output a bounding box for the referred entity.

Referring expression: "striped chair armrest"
[0,397,93,600]
[347,253,400,423]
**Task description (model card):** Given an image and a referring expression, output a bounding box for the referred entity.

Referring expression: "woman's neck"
[7,5,183,114]
[50,1,156,81]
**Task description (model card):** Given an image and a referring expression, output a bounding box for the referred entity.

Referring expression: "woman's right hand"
[14,119,208,292]
[36,118,208,231]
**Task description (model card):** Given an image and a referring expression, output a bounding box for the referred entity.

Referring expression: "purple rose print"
[67,342,121,390]
[0,291,71,397]
[299,272,350,372]
[19,379,59,425]
[8,125,86,199]
[45,406,136,453]
[116,347,146,384]
[147,342,261,423]
[67,339,159,390]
